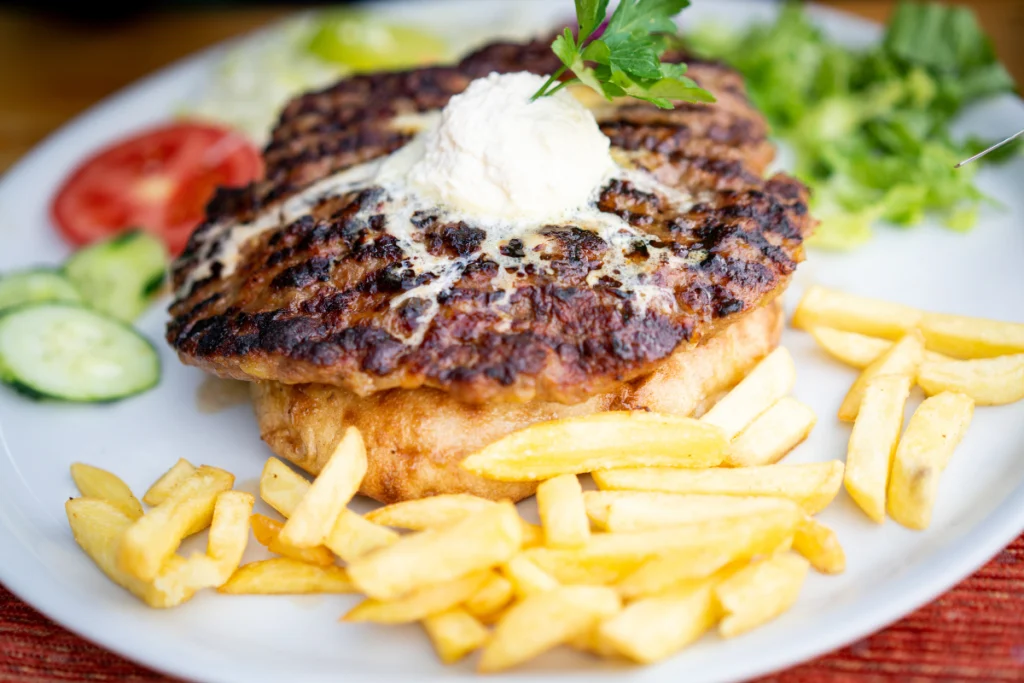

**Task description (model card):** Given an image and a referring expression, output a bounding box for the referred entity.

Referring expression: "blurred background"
[0,0,1021,172]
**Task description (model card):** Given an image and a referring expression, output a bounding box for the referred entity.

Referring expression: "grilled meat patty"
[168,39,814,405]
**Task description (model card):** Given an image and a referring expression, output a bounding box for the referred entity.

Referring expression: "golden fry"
[792,286,921,340]
[366,494,542,547]
[792,516,845,574]
[888,392,974,530]
[809,327,948,370]
[845,374,912,523]
[501,555,559,599]
[142,458,196,507]
[422,608,491,664]
[344,571,490,624]
[592,461,845,514]
[460,411,727,482]
[66,498,195,608]
[614,515,796,599]
[249,514,335,566]
[536,474,589,548]
[919,311,1024,359]
[917,354,1024,406]
[728,397,817,467]
[219,558,355,594]
[526,506,799,587]
[118,465,234,582]
[365,494,493,529]
[155,490,254,593]
[715,553,810,638]
[70,462,143,520]
[463,573,514,620]
[280,427,367,548]
[325,509,399,563]
[478,586,621,673]
[259,458,309,518]
[839,330,922,422]
[604,494,797,533]
[701,347,795,440]
[600,574,722,663]
[347,501,522,601]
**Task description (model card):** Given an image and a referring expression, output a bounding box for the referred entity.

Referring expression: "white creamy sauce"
[180,72,700,348]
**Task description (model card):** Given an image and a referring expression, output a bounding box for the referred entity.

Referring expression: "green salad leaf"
[687,1,1019,249]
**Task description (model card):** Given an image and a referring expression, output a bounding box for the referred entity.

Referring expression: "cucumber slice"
[0,303,160,402]
[0,268,81,313]
[64,230,169,322]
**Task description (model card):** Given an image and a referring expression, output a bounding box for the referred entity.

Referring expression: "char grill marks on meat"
[167,39,815,405]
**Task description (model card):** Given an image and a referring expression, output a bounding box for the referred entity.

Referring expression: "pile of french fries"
[66,343,851,672]
[794,285,1024,529]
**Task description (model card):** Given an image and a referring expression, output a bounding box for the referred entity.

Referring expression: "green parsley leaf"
[531,0,714,108]
[575,0,610,41]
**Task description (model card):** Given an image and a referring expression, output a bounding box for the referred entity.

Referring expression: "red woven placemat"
[2,535,1023,682]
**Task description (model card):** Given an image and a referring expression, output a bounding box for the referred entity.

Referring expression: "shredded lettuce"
[687,1,1019,250]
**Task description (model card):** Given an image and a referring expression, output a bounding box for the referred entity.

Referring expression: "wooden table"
[0,1,1021,173]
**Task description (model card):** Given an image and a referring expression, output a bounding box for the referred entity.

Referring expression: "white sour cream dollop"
[401,71,616,222]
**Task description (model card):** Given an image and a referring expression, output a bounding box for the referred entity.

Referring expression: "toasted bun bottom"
[251,300,783,504]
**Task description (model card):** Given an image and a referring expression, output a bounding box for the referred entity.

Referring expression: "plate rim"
[1,2,1022,682]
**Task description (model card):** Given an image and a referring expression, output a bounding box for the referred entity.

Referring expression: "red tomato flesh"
[51,122,263,255]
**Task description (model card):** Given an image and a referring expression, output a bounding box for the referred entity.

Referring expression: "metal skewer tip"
[955,129,1024,168]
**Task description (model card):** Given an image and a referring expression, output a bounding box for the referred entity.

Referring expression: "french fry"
[604,494,798,533]
[464,573,514,620]
[202,490,254,579]
[249,514,335,566]
[792,286,921,340]
[839,330,923,422]
[701,347,796,440]
[500,555,559,598]
[615,520,795,600]
[219,557,355,594]
[715,553,810,638]
[66,498,195,608]
[536,474,589,548]
[919,311,1024,359]
[810,327,947,369]
[155,490,255,593]
[478,585,621,673]
[592,461,845,514]
[344,571,491,624]
[347,501,522,601]
[118,465,234,581]
[917,354,1024,406]
[526,507,800,587]
[567,624,620,659]
[366,494,543,548]
[279,427,367,548]
[325,509,399,563]
[888,392,974,530]
[460,412,728,482]
[422,608,491,664]
[142,458,196,507]
[260,458,309,518]
[845,374,912,523]
[366,494,493,529]
[810,326,893,368]
[792,516,845,574]
[70,463,144,520]
[599,573,721,663]
[727,397,816,467]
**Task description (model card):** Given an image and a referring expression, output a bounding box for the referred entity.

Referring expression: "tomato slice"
[51,122,263,255]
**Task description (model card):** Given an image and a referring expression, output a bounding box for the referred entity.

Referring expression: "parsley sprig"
[531,0,715,109]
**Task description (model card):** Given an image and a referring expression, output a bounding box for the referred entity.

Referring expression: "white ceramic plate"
[1,2,1022,682]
